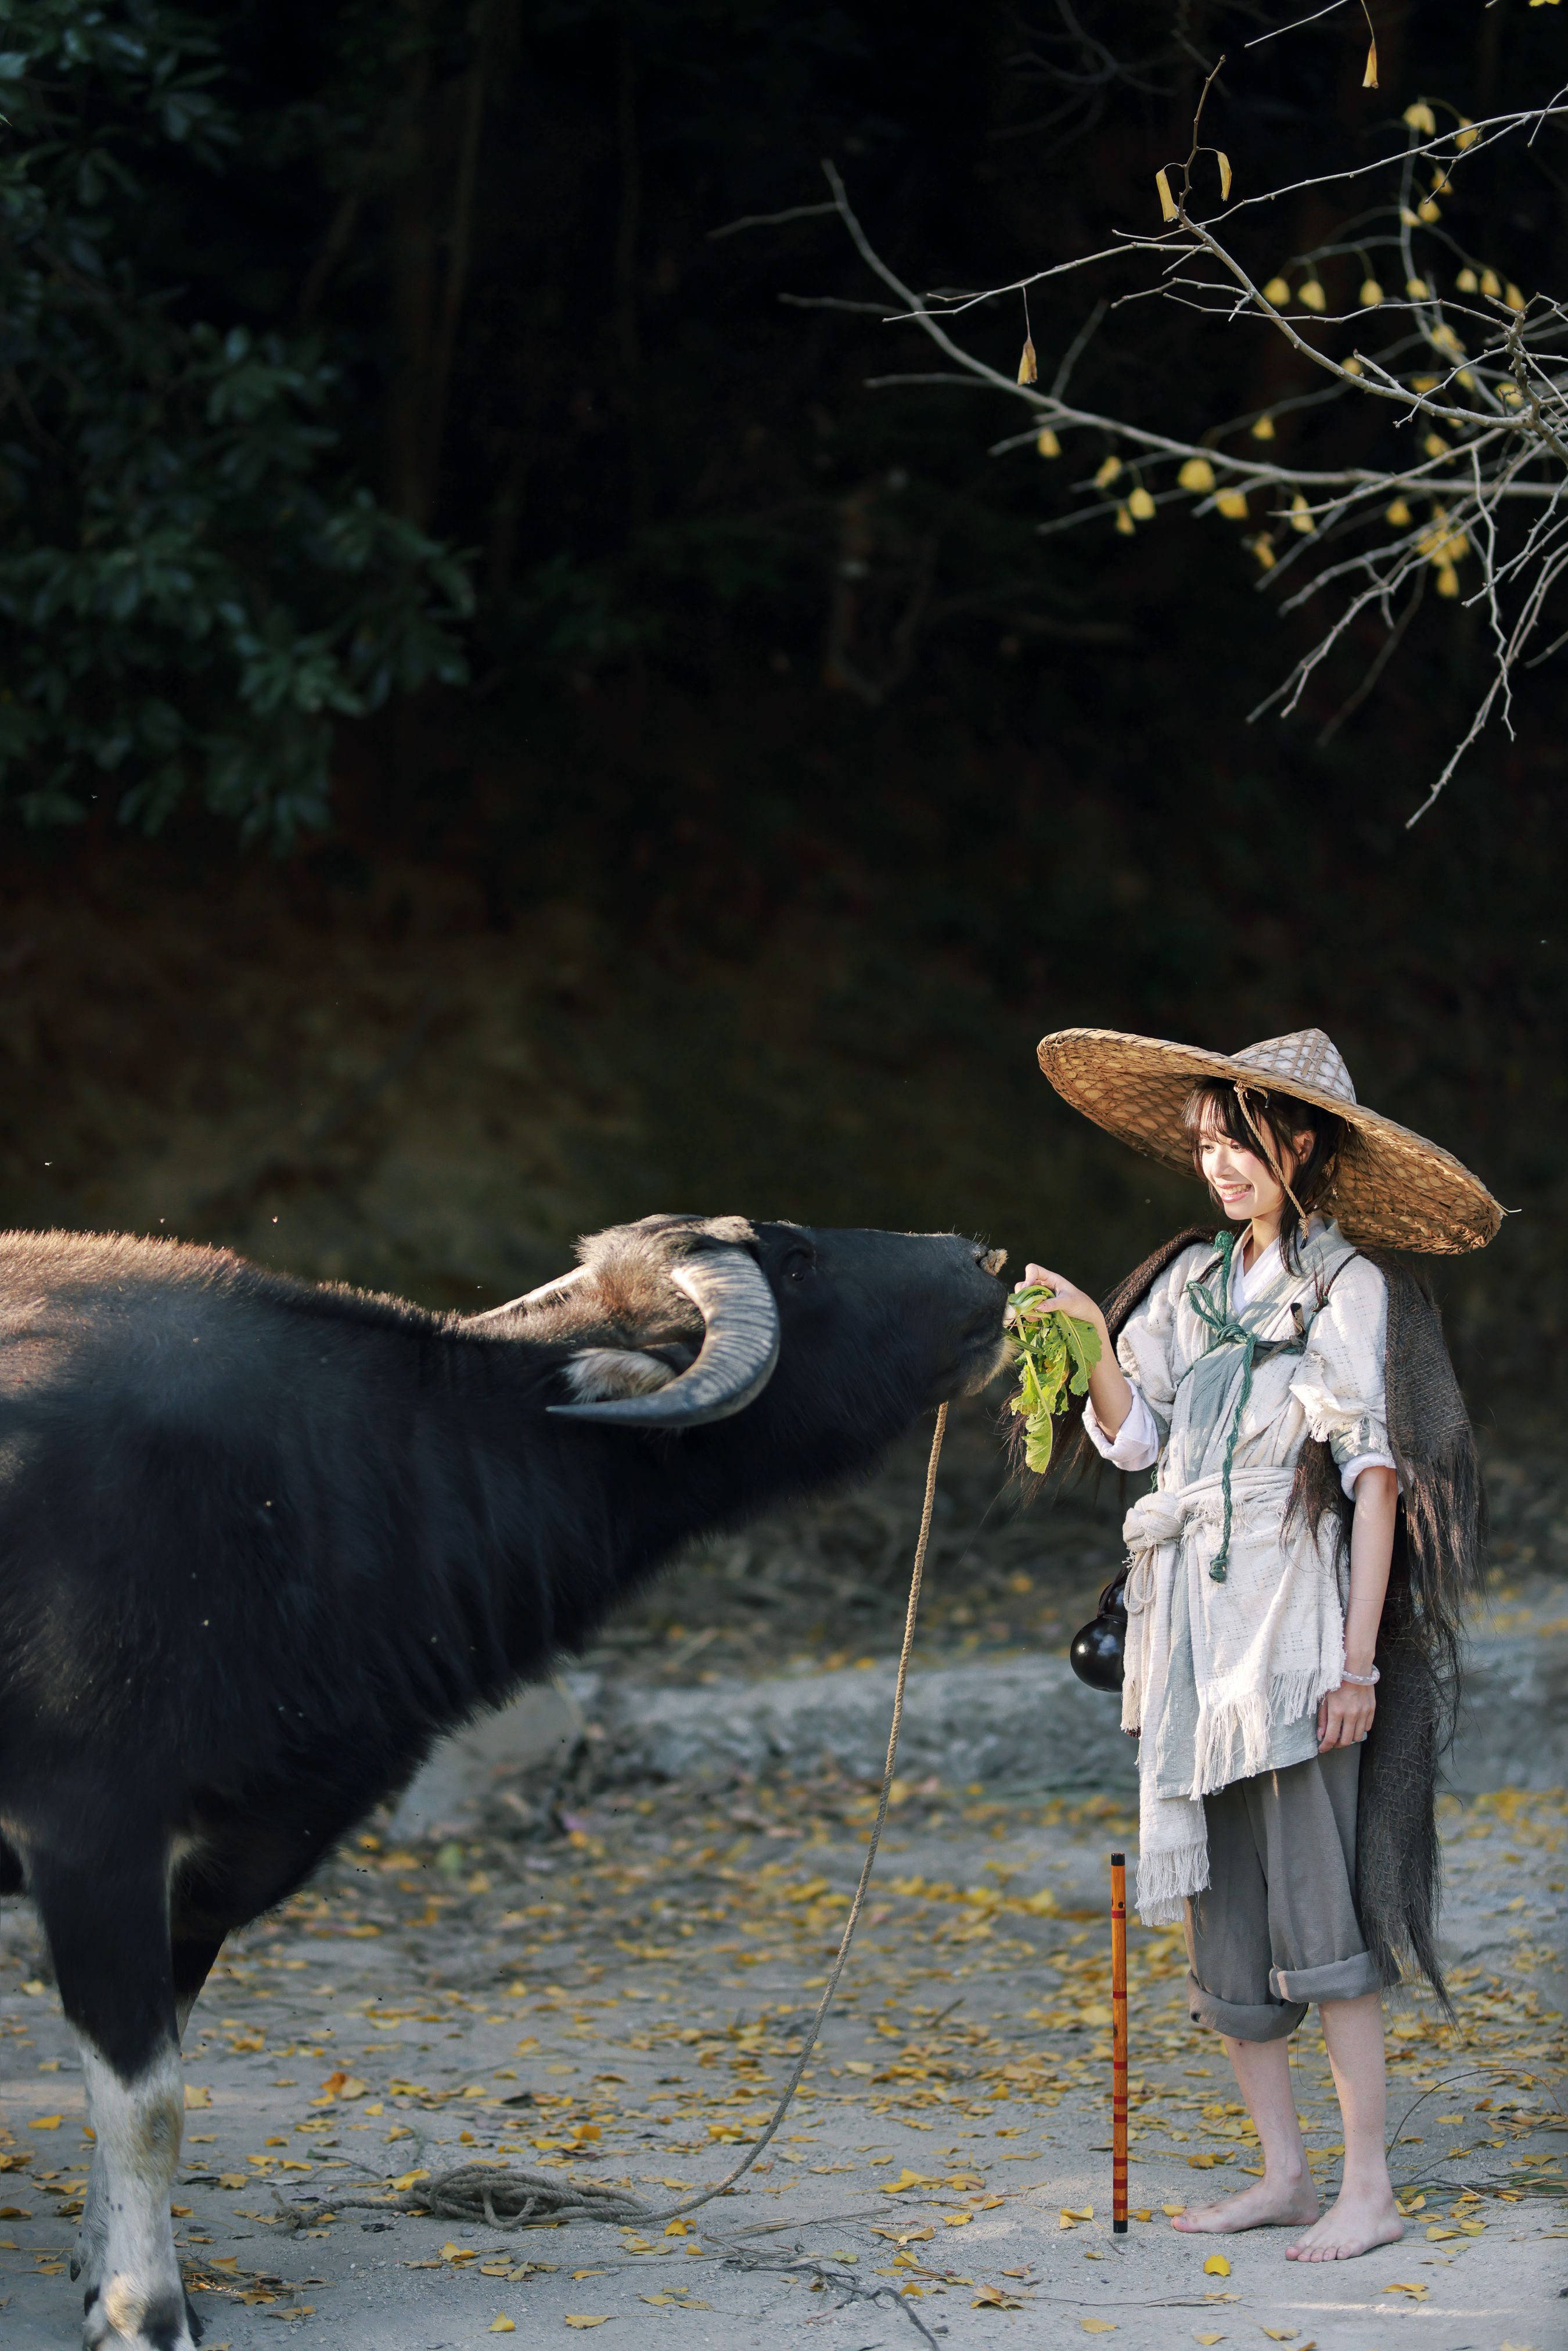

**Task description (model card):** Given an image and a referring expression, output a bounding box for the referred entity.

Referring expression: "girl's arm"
[1017,1261,1134,1438]
[1317,1465,1398,1750]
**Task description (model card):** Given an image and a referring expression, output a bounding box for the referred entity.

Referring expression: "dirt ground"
[1,1741,1563,2348]
[1,1318,1565,2346]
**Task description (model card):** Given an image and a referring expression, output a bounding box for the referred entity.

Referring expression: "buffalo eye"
[781,1248,815,1284]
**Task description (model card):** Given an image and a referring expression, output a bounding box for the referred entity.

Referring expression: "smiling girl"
[1024,1028,1499,2262]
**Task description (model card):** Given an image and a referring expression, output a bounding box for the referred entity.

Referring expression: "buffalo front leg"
[71,1934,224,2309]
[30,1838,203,2351]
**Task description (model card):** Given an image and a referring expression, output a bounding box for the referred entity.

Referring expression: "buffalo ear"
[563,1348,678,1404]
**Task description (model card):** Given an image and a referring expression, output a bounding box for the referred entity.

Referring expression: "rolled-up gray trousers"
[1182,1745,1384,2043]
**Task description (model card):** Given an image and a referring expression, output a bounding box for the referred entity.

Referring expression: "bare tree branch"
[794,62,1568,825]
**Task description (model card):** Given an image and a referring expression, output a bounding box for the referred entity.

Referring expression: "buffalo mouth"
[930,1310,1012,1403]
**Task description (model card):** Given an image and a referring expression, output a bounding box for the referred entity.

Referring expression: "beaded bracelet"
[1339,1667,1380,1687]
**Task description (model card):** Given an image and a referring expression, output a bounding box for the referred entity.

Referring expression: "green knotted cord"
[1185,1227,1254,1584]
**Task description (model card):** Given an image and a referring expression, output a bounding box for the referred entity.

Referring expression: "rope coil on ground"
[278,1405,949,2239]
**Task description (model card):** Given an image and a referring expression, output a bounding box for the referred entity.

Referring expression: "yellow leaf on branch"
[1359,278,1384,305]
[1404,102,1436,135]
[1407,277,1430,299]
[1298,280,1325,312]
[1362,35,1378,88]
[1289,494,1314,534]
[1156,170,1178,223]
[1017,336,1037,385]
[1127,488,1155,521]
[1217,152,1232,200]
[1250,416,1275,441]
[1095,455,1122,488]
[1178,458,1215,493]
[1386,499,1411,526]
[1481,268,1501,297]
[1261,276,1290,305]
[1456,268,1477,292]
[1036,428,1060,458]
[1505,282,1527,311]
[1114,505,1134,536]
[1435,565,1459,598]
[1215,489,1247,520]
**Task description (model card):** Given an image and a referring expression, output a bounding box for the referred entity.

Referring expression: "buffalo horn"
[549,1248,780,1428]
[465,1264,594,1325]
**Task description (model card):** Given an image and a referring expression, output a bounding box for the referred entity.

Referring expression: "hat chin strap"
[1232,1080,1312,1227]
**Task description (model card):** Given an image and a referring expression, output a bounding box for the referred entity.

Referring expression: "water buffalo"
[0,1210,1006,2349]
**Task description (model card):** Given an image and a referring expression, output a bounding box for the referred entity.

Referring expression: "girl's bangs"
[1182,1080,1254,1151]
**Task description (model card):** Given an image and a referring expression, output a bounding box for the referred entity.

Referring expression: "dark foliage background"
[1,1,1563,1422]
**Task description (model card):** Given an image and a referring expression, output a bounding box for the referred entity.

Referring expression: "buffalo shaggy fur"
[0,1212,1006,2350]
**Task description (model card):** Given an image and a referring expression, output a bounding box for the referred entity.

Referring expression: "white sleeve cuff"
[1083,1384,1161,1471]
[1342,1452,1398,1500]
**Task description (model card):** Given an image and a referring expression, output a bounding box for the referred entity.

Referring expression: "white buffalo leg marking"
[76,1984,205,2296]
[78,2041,193,2351]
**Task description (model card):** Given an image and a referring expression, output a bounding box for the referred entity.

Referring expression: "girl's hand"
[1016,1264,1108,1345]
[1317,1680,1377,1750]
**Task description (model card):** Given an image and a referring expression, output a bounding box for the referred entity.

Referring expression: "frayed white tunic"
[1083,1220,1394,1924]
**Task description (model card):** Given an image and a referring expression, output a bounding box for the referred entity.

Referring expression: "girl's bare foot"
[1286,2181,1403,2261]
[1173,2174,1319,2235]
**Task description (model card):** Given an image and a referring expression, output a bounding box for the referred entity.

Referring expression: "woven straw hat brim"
[1037,1027,1503,1256]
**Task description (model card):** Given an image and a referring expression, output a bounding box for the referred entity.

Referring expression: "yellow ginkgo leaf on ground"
[1426,2225,1461,2240]
[1203,2254,1230,2277]
[1194,2335,1225,2345]
[1262,2330,1297,2340]
[1081,2321,1117,2335]
[943,2212,973,2227]
[1062,2206,1094,2221]
[488,2320,515,2335]
[1161,2203,1186,2216]
[1384,2283,1429,2298]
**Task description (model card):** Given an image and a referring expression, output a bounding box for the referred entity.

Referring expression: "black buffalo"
[0,1211,1006,2350]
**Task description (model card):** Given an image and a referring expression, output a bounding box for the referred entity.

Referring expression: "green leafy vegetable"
[1004,1287,1103,1475]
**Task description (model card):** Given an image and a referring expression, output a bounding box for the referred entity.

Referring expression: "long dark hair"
[1181,1079,1345,1272]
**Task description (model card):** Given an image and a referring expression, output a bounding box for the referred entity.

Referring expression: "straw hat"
[1037,1025,1503,1255]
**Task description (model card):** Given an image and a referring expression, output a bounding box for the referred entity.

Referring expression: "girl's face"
[1198,1115,1312,1224]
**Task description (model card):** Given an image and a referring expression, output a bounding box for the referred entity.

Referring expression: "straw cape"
[1036,1026,1503,1256]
